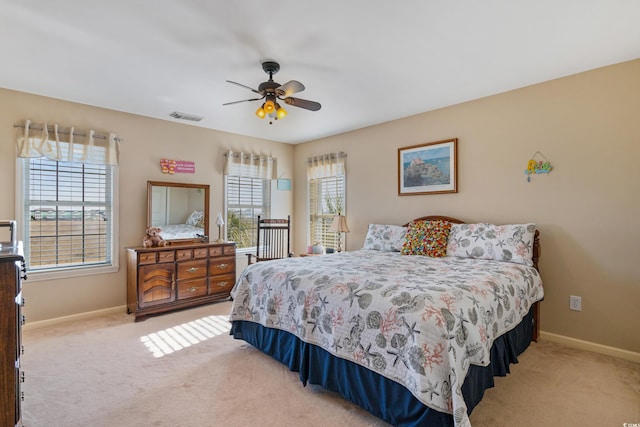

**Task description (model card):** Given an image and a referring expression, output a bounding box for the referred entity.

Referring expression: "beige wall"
[293,59,640,353]
[0,88,294,323]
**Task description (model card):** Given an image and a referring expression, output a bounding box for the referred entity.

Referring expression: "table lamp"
[215,212,225,243]
[329,215,350,252]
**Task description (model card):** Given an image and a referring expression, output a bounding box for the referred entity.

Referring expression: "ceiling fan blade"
[283,97,321,111]
[226,80,261,94]
[275,80,305,97]
[223,97,263,106]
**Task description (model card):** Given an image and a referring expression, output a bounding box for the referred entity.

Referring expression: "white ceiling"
[1,1,639,144]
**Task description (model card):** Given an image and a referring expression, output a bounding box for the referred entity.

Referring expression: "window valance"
[306,152,346,179]
[224,150,276,179]
[15,120,120,166]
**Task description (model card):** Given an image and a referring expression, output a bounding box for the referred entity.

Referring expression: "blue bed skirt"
[230,306,535,426]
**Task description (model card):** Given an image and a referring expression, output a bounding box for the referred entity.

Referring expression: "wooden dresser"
[0,243,26,427]
[126,242,236,321]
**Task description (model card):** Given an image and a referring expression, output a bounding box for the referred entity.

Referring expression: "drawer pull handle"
[188,286,198,293]
[217,281,228,287]
[186,267,200,273]
[216,263,228,269]
[21,372,25,383]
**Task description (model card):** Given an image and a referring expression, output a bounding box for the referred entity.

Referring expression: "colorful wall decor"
[524,151,553,182]
[160,159,195,174]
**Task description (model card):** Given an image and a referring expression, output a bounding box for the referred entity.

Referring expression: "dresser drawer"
[223,245,236,256]
[157,251,175,263]
[177,277,208,300]
[209,256,234,275]
[209,246,222,257]
[177,259,207,279]
[176,249,193,261]
[138,252,156,265]
[193,247,208,259]
[209,274,235,294]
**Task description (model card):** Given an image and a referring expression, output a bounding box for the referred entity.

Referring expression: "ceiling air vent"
[169,112,203,122]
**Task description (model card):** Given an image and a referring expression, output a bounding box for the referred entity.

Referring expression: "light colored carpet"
[22,301,640,427]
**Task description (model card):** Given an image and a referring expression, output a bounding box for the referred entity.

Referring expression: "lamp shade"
[216,212,225,226]
[264,100,275,114]
[329,215,350,233]
[276,104,287,119]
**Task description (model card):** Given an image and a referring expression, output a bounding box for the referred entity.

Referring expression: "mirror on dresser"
[147,181,210,244]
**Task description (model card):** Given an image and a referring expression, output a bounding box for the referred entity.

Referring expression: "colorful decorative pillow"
[446,223,536,266]
[186,210,205,228]
[363,224,407,252]
[401,220,452,257]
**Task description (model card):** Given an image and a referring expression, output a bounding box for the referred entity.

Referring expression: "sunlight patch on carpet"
[139,315,231,357]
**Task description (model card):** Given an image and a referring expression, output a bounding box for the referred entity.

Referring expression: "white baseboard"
[23,305,127,331]
[540,331,640,364]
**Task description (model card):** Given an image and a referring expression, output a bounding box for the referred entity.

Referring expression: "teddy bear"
[143,226,168,248]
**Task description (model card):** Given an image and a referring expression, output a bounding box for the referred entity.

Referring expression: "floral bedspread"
[230,250,544,427]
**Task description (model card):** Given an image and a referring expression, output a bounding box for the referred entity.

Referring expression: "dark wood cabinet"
[138,263,175,308]
[0,244,26,427]
[127,242,236,321]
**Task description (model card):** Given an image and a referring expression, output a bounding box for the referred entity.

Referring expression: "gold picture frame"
[398,138,458,195]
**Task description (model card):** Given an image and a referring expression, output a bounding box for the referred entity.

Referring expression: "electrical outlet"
[569,295,582,311]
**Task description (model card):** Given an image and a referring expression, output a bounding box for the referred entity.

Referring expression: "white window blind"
[309,175,345,250]
[307,152,346,250]
[21,157,114,271]
[225,175,271,249]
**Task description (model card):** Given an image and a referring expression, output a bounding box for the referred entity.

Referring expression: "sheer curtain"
[306,152,346,179]
[224,150,276,179]
[15,120,120,165]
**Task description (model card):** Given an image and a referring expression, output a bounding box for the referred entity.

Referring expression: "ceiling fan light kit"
[264,100,276,114]
[255,106,266,119]
[224,61,321,124]
[276,104,287,119]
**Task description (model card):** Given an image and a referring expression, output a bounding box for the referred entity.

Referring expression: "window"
[307,152,346,250]
[225,175,271,249]
[309,174,345,250]
[14,120,119,279]
[223,151,275,251]
[18,157,117,275]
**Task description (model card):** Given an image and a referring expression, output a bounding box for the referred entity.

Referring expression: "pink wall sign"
[160,159,196,174]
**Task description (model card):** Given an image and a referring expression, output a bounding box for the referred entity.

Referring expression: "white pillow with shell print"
[363,224,407,252]
[186,210,205,227]
[446,223,536,266]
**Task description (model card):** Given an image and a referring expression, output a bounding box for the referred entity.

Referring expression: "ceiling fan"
[223,61,321,123]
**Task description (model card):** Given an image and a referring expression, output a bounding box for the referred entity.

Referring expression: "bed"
[229,216,543,427]
[157,223,205,240]
[158,210,205,240]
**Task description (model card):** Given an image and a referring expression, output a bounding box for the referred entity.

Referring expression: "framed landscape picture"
[398,138,458,195]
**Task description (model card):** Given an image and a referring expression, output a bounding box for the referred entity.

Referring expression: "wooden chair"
[246,215,293,264]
